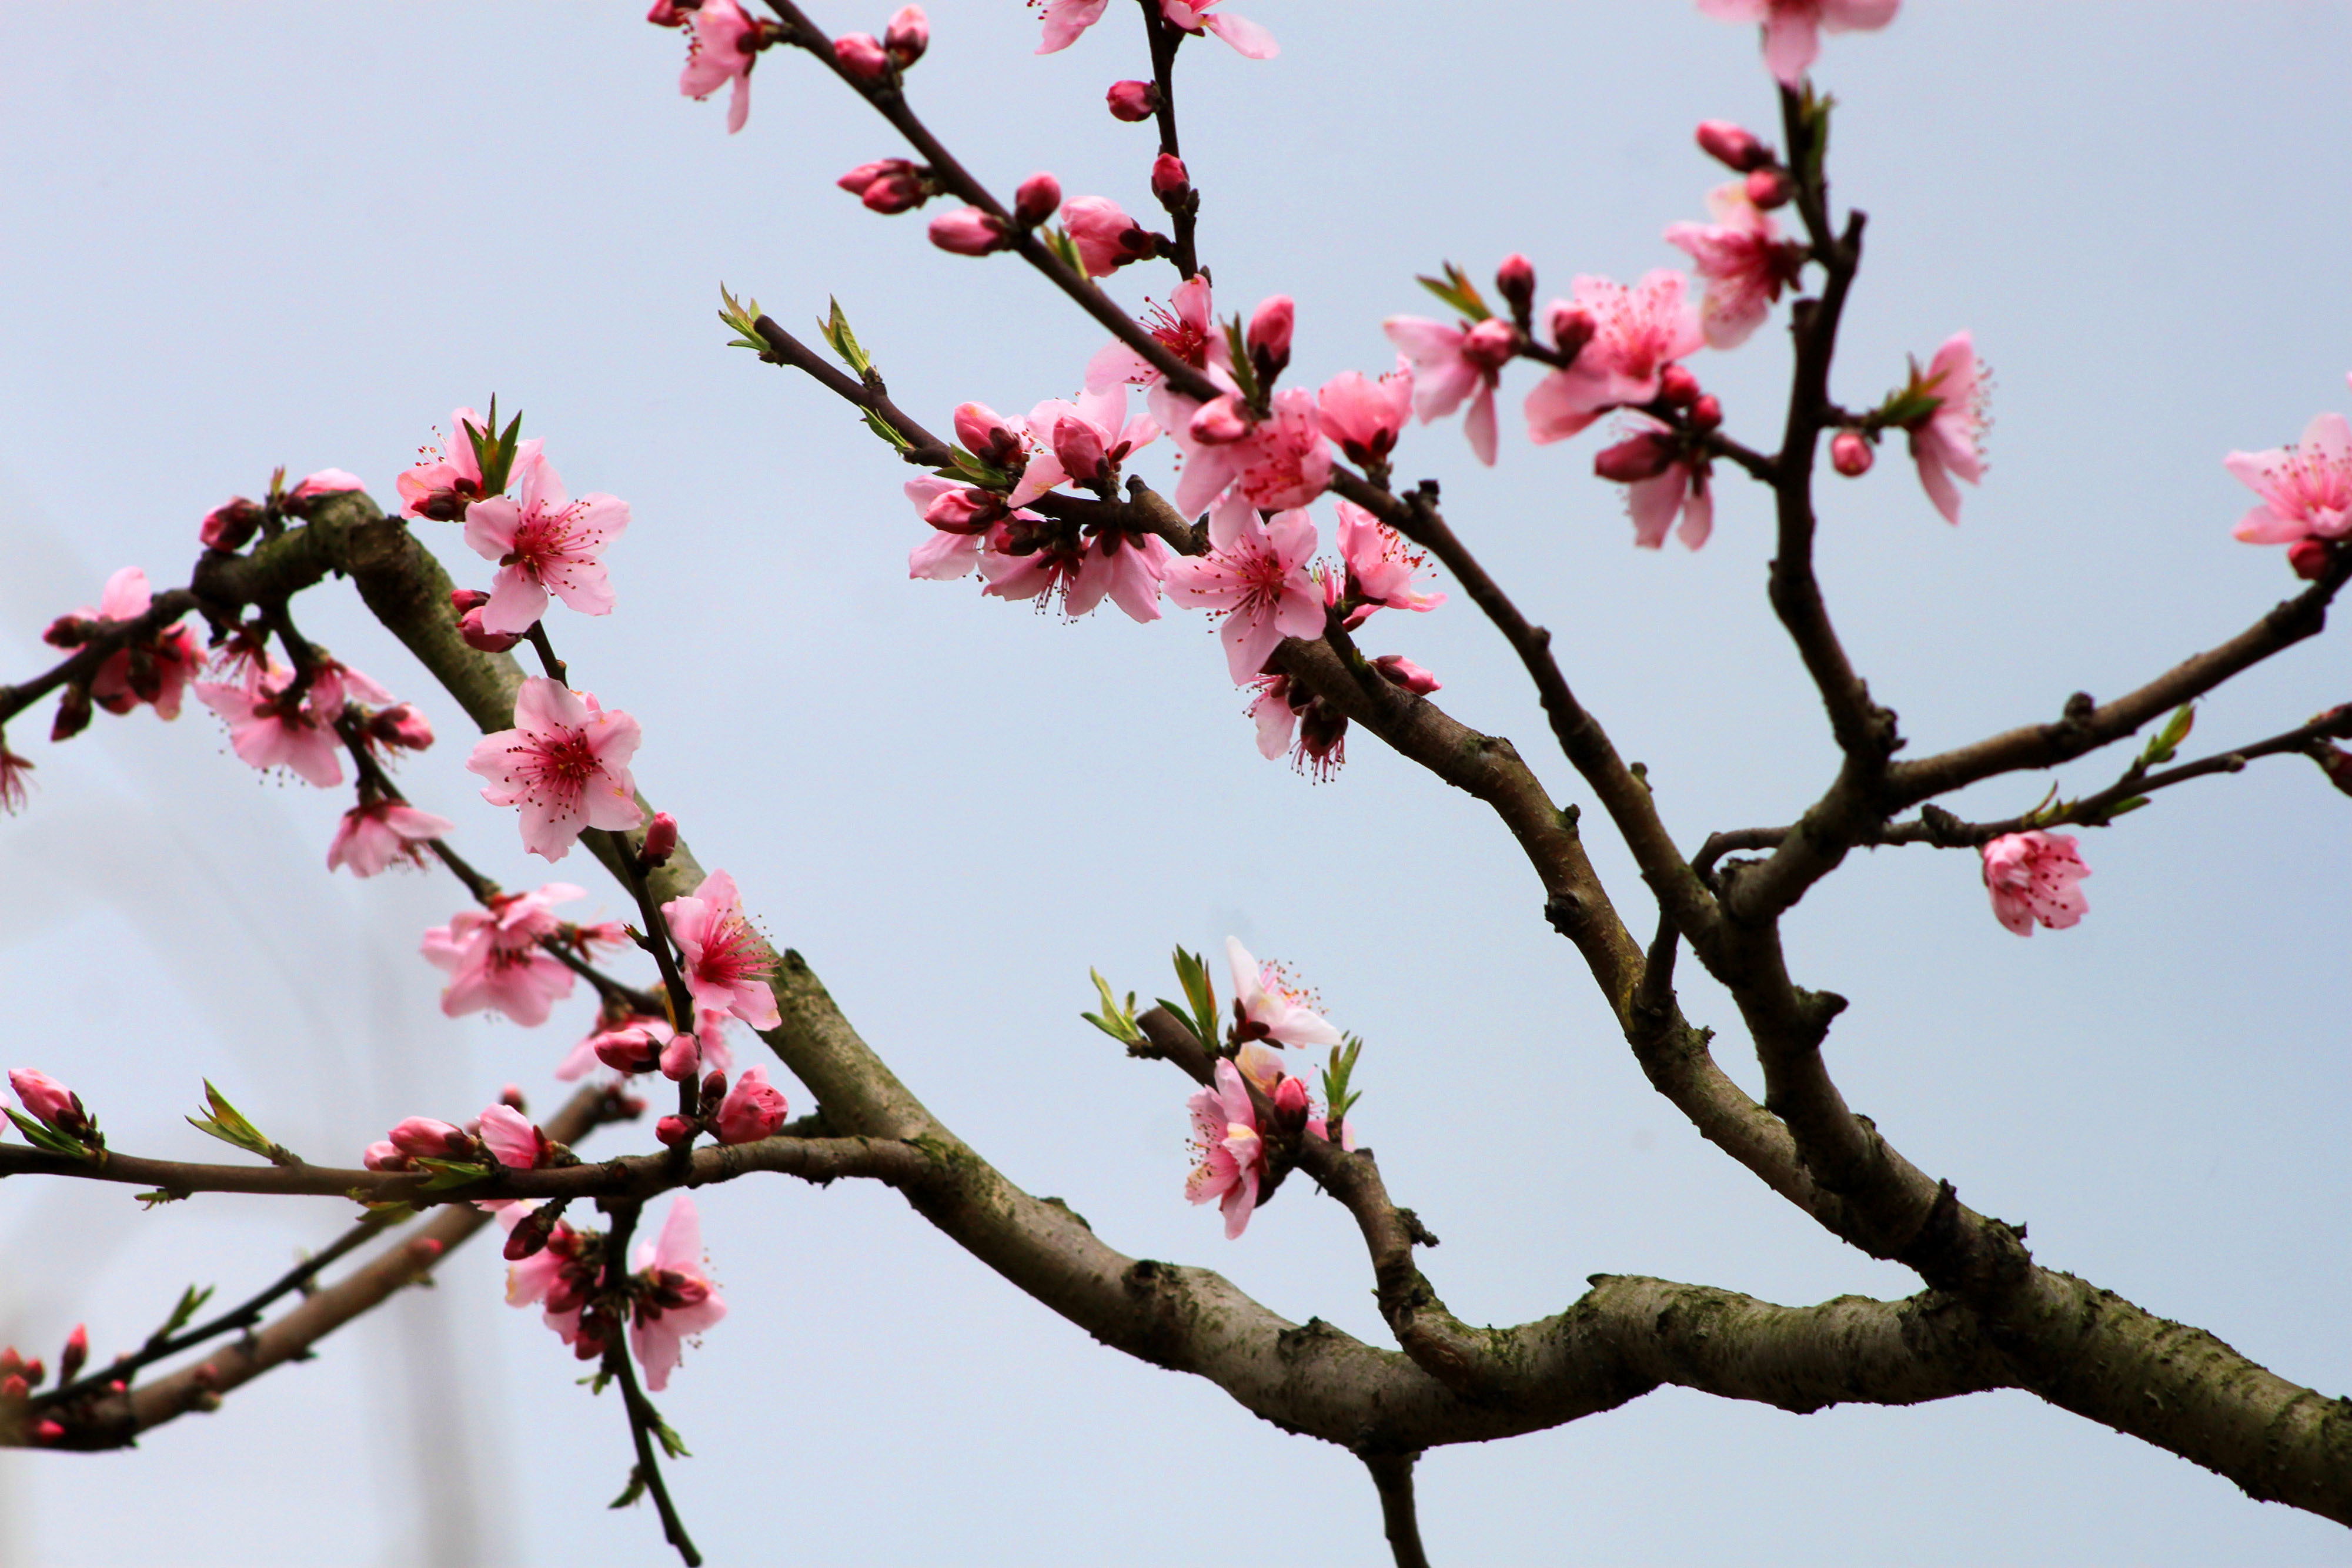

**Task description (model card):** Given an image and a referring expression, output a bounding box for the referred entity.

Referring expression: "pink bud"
[1689,394,1723,432]
[833,32,889,79]
[8,1068,88,1135]
[837,158,914,194]
[366,703,434,752]
[1273,1075,1309,1115]
[594,1026,666,1075]
[1830,430,1874,477]
[0,1349,21,1380]
[0,1376,23,1402]
[922,486,1006,534]
[1549,305,1596,362]
[18,1360,42,1389]
[31,1420,63,1446]
[1745,168,1795,210]
[1371,653,1441,694]
[1014,172,1064,229]
[1106,78,1160,122]
[1052,415,1109,483]
[716,1066,791,1145]
[199,497,264,552]
[457,605,524,654]
[499,1084,527,1111]
[1149,153,1190,203]
[1696,119,1772,173]
[2287,538,2334,581]
[655,1114,696,1148]
[1495,254,1536,321]
[860,170,927,215]
[40,616,89,650]
[1247,295,1294,380]
[659,1032,702,1082]
[1658,364,1701,408]
[1595,432,1676,483]
[57,1326,86,1388]
[646,0,689,25]
[884,4,928,67]
[927,207,1008,257]
[1188,395,1254,446]
[503,1214,550,1261]
[387,1117,471,1160]
[953,403,1023,468]
[642,811,679,867]
[1460,316,1518,372]
[361,1140,410,1172]
[449,588,490,614]
[2314,743,2352,797]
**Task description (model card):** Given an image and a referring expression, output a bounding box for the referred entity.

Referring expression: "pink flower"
[1162,495,1326,683]
[9,1068,89,1134]
[1151,386,1332,515]
[1382,316,1516,465]
[885,5,928,67]
[1034,0,1110,52]
[398,408,540,522]
[2226,412,2352,546]
[981,526,1175,623]
[906,477,1016,581]
[420,883,586,1026]
[465,678,644,861]
[1697,0,1900,87]
[1601,416,1715,550]
[1337,499,1446,617]
[1525,272,1707,443]
[1371,653,1441,694]
[833,31,888,79]
[195,663,345,788]
[1245,673,1307,760]
[476,1104,543,1169]
[1317,360,1415,470]
[1665,184,1802,350]
[680,0,759,133]
[288,469,365,502]
[1903,331,1989,524]
[65,568,203,720]
[1185,1059,1265,1238]
[630,1195,726,1392]
[1160,0,1277,57]
[1062,196,1154,278]
[714,1066,790,1144]
[661,870,780,1031]
[462,453,629,634]
[1007,388,1158,507]
[1304,1112,1358,1152]
[1085,276,1230,393]
[1225,936,1343,1049]
[501,1205,597,1345]
[1980,831,2090,937]
[326,798,453,877]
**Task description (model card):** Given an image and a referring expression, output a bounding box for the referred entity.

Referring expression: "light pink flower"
[1162,495,1326,683]
[1007,388,1158,507]
[477,1103,543,1169]
[1602,416,1715,550]
[466,678,643,861]
[1317,360,1415,470]
[629,1195,726,1392]
[398,409,541,522]
[1980,831,2090,937]
[1150,385,1332,516]
[661,870,780,1031]
[1697,0,1899,87]
[462,453,629,634]
[500,1205,596,1345]
[1382,316,1516,466]
[1665,183,1800,349]
[983,527,1176,623]
[905,476,1025,581]
[1246,673,1305,761]
[2226,412,2352,546]
[714,1066,790,1144]
[681,0,759,133]
[67,568,203,720]
[1034,0,1110,52]
[1062,196,1153,278]
[1337,500,1446,616]
[1525,272,1707,443]
[326,798,453,877]
[195,663,345,788]
[1305,1113,1358,1152]
[1905,331,1989,524]
[1085,276,1231,393]
[1160,0,1277,56]
[1185,1059,1265,1239]
[9,1068,88,1133]
[1371,653,1441,694]
[421,882,586,1026]
[1225,935,1343,1049]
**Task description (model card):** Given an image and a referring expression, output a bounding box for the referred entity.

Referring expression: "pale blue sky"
[2,4,2348,1564]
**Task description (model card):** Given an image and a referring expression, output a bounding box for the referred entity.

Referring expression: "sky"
[2,2,2350,1564]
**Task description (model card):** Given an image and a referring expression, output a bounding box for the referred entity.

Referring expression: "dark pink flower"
[462,453,628,634]
[1831,430,1875,476]
[2227,411,2352,547]
[420,882,586,1026]
[1383,316,1516,466]
[1085,276,1230,393]
[1980,831,2090,937]
[1697,0,1900,86]
[501,1205,597,1345]
[629,1195,726,1392]
[199,497,265,552]
[1903,331,1989,524]
[840,158,928,214]
[680,0,759,133]
[1163,496,1325,683]
[1601,415,1714,550]
[1665,184,1802,349]
[1185,1059,1265,1239]
[1696,119,1773,172]
[1062,195,1154,278]
[326,798,453,878]
[1014,171,1064,228]
[714,1066,789,1144]
[465,678,644,861]
[557,1014,674,1080]
[398,408,537,521]
[1008,387,1159,506]
[661,870,780,1031]
[1317,360,1415,470]
[1371,653,1441,694]
[64,568,203,721]
[1525,272,1707,443]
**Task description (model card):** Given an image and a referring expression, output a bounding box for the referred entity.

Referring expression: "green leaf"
[860,408,912,450]
[1221,317,1261,404]
[609,1469,649,1510]
[133,1189,184,1210]
[1413,261,1490,322]
[1321,1035,1365,1134]
[148,1283,215,1347]
[1169,945,1221,1049]
[2103,795,2152,820]
[653,1420,693,1460]
[187,1079,300,1166]
[717,283,769,353]
[6,1107,95,1159]
[1044,226,1085,276]
[944,444,1011,488]
[1080,968,1143,1045]
[2140,701,2197,768]
[820,296,874,376]
[412,1158,491,1192]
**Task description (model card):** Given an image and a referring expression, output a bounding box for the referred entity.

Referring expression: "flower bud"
[1745,167,1795,210]
[1459,316,1518,372]
[0,1349,21,1380]
[1658,363,1701,407]
[1149,153,1190,204]
[594,1026,665,1075]
[716,1066,791,1145]
[954,403,1024,469]
[1696,119,1772,173]
[884,4,928,68]
[927,207,1009,256]
[1595,432,1676,483]
[449,588,490,614]
[1689,394,1723,432]
[833,31,889,79]
[199,497,265,552]
[366,703,434,752]
[503,1213,550,1261]
[457,604,524,654]
[1189,394,1254,446]
[1052,416,1109,484]
[362,1140,410,1172]
[922,486,1006,534]
[1549,303,1596,363]
[1830,430,1874,477]
[31,1420,64,1446]
[1371,653,1441,694]
[387,1116,471,1160]
[50,684,93,743]
[701,1068,730,1106]
[1014,172,1063,229]
[1271,1073,1311,1126]
[1495,253,1536,322]
[57,1325,86,1387]
[18,1360,44,1389]
[2314,743,2352,797]
[861,170,927,214]
[1106,78,1161,121]
[2287,537,2334,581]
[9,1068,89,1136]
[41,616,90,650]
[659,1032,702,1082]
[642,811,679,867]
[499,1084,527,1113]
[1247,295,1294,383]
[837,157,915,195]
[655,1114,696,1148]
[0,1376,24,1402]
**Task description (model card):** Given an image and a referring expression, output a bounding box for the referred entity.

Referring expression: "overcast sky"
[3,3,2350,1564]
